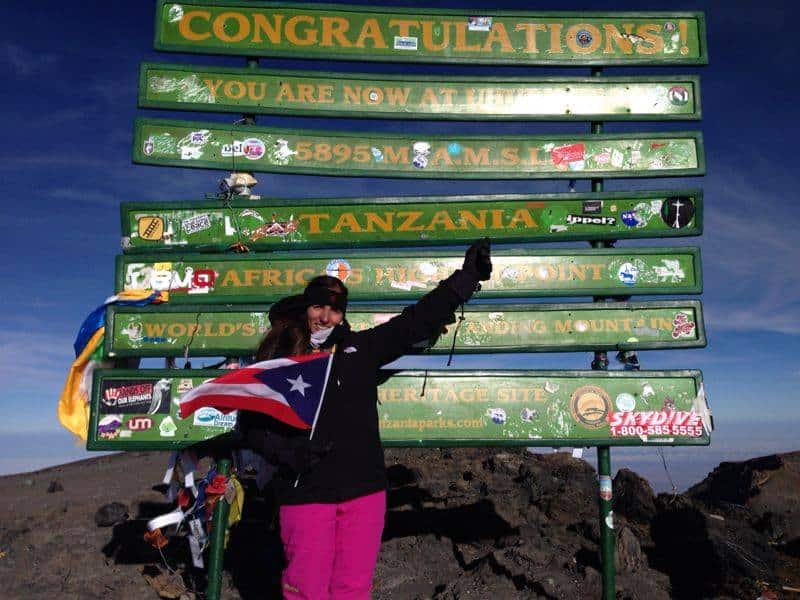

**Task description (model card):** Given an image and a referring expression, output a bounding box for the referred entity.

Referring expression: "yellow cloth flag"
[57,328,105,441]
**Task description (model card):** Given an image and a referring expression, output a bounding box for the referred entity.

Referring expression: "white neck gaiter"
[310,326,335,349]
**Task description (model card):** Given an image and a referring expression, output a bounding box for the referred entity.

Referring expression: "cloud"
[701,159,800,335]
[1,42,60,76]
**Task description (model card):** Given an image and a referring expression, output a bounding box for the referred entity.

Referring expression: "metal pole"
[206,457,232,600]
[589,66,616,600]
[207,53,259,600]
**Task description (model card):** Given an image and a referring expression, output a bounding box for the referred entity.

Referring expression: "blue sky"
[1,1,797,489]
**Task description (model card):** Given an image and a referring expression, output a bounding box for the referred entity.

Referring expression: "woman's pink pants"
[279,490,386,599]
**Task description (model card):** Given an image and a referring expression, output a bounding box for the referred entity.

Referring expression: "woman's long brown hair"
[255,319,309,360]
[255,276,348,360]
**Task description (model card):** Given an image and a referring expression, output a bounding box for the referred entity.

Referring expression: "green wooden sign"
[153,2,707,66]
[121,191,703,253]
[105,300,705,358]
[140,63,702,121]
[116,247,702,303]
[87,368,709,450]
[132,118,704,179]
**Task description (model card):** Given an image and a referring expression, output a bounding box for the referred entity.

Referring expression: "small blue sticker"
[621,211,639,227]
[448,142,462,155]
[576,29,593,47]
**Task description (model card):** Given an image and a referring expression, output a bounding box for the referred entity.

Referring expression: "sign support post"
[206,457,231,600]
[590,66,616,600]
[206,55,260,600]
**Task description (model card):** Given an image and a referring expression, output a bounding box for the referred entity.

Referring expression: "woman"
[246,238,492,599]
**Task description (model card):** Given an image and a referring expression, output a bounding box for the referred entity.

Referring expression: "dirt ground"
[1,449,797,599]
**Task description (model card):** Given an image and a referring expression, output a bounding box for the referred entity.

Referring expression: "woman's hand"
[462,237,492,281]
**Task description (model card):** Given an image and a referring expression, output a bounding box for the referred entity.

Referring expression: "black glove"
[443,238,493,302]
[463,237,492,281]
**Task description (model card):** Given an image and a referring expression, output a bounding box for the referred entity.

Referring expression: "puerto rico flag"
[178,352,333,430]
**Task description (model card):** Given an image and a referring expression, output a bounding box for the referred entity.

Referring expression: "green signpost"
[76,2,712,597]
[120,190,702,252]
[153,2,707,65]
[132,117,704,179]
[140,63,701,120]
[116,247,702,302]
[88,368,710,451]
[104,300,706,358]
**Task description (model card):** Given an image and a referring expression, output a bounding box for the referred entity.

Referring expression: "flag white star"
[286,374,312,396]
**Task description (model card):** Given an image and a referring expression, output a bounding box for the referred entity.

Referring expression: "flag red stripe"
[180,393,310,429]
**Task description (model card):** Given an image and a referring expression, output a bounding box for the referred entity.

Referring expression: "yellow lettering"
[364,212,393,232]
[343,85,361,104]
[507,208,538,229]
[220,270,242,287]
[458,209,487,230]
[286,15,317,46]
[397,211,425,231]
[247,81,267,100]
[420,87,439,107]
[603,23,633,54]
[320,16,351,47]
[297,213,329,234]
[275,82,296,102]
[481,22,513,52]
[252,13,283,43]
[548,23,563,53]
[426,210,457,231]
[213,12,250,43]
[178,10,211,41]
[331,212,363,233]
[223,80,246,100]
[515,23,547,53]
[422,20,450,51]
[454,22,481,51]
[203,79,224,100]
[389,19,420,37]
[355,18,387,48]
[636,23,663,54]
[385,87,410,106]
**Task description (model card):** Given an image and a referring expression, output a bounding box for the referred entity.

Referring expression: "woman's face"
[306,304,343,332]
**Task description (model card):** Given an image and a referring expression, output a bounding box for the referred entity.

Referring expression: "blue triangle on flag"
[253,356,329,427]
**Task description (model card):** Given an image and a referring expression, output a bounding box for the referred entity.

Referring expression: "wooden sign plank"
[132,118,705,179]
[87,369,709,450]
[153,2,708,66]
[121,191,703,253]
[115,247,703,303]
[104,300,706,358]
[139,63,702,121]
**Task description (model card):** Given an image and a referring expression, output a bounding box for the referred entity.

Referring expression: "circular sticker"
[615,393,636,412]
[663,22,676,32]
[570,385,611,429]
[242,138,266,160]
[576,29,593,47]
[621,211,639,228]
[325,259,352,282]
[487,408,506,424]
[617,262,639,286]
[668,86,690,105]
[661,196,695,228]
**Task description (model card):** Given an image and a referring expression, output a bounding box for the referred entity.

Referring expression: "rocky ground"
[0,449,798,599]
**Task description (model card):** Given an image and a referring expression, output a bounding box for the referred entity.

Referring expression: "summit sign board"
[133,118,704,179]
[154,2,707,66]
[120,191,703,252]
[139,63,701,121]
